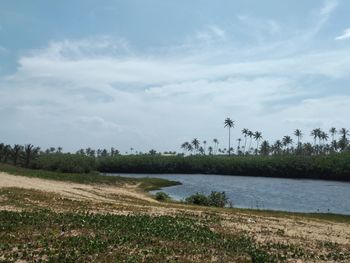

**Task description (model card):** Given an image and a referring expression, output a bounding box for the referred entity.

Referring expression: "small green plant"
[155,192,171,201]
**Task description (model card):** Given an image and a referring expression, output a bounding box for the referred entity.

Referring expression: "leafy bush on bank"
[185,191,229,207]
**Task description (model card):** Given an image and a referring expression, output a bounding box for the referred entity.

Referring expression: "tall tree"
[213,139,219,155]
[181,142,189,154]
[237,138,242,154]
[24,144,40,167]
[12,144,23,166]
[191,138,200,154]
[208,146,213,155]
[260,140,270,156]
[202,140,207,155]
[282,136,293,154]
[294,129,303,153]
[224,118,234,156]
[248,130,254,154]
[242,128,249,154]
[253,131,262,154]
[329,127,337,142]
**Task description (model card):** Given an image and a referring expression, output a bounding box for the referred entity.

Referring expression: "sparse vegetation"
[0,163,180,191]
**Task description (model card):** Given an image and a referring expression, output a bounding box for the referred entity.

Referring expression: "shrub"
[185,191,229,207]
[185,193,209,206]
[208,191,229,207]
[155,192,171,201]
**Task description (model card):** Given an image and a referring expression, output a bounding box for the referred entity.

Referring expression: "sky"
[0,0,350,153]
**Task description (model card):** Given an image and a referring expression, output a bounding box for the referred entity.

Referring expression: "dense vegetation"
[1,122,350,181]
[1,142,350,181]
[98,154,350,181]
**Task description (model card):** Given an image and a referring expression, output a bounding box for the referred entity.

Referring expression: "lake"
[108,173,350,215]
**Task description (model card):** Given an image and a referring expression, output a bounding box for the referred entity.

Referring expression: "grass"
[0,163,180,191]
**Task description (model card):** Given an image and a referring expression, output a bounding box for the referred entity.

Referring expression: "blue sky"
[1,0,350,152]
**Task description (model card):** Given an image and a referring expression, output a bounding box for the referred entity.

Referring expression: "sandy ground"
[0,172,156,203]
[1,171,350,253]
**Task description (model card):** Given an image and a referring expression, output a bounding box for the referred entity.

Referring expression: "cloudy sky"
[1,0,350,153]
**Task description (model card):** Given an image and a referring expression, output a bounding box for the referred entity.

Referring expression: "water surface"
[109,173,350,215]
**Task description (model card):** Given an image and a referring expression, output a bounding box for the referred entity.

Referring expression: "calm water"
[109,173,350,215]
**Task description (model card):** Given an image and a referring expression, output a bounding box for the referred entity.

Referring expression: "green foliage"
[185,193,209,206]
[34,153,96,173]
[185,191,229,207]
[208,191,229,207]
[96,153,350,181]
[154,192,171,202]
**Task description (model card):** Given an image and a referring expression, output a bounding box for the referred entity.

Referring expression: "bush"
[155,192,171,202]
[208,191,229,207]
[185,193,209,206]
[185,191,229,207]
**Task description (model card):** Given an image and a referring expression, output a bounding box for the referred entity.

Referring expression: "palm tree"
[213,139,219,154]
[294,129,302,146]
[338,128,349,152]
[248,130,254,154]
[208,146,213,155]
[224,118,234,156]
[294,129,303,153]
[329,127,337,142]
[203,140,207,155]
[260,140,270,156]
[191,138,200,154]
[320,132,329,145]
[242,128,249,154]
[339,128,349,140]
[181,142,189,154]
[282,136,293,154]
[310,129,319,147]
[237,138,242,154]
[187,144,194,154]
[253,131,262,154]
[273,140,283,155]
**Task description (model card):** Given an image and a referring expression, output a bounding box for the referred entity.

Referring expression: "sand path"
[0,172,156,203]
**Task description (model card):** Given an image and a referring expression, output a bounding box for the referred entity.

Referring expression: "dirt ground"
[1,172,350,262]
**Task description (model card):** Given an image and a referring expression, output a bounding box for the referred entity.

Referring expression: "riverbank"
[1,168,350,262]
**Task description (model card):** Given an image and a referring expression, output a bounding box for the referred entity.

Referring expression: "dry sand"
[0,172,156,203]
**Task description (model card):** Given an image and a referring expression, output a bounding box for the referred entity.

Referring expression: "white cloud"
[0,1,349,152]
[336,28,350,40]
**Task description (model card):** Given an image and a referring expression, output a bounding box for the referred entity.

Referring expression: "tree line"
[181,118,350,156]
